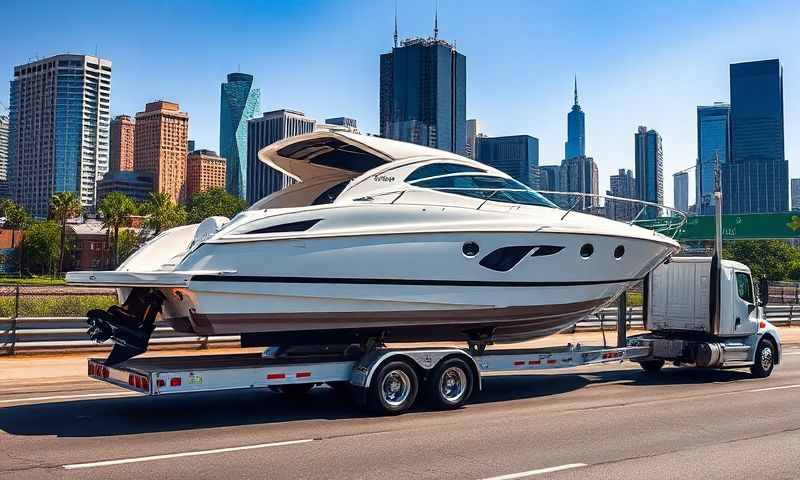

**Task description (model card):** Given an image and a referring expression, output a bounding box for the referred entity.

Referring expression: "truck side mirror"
[748,303,757,314]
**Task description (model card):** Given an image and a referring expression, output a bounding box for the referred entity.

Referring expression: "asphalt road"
[2,347,800,479]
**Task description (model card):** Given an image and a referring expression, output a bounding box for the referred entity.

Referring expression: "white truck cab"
[629,257,780,377]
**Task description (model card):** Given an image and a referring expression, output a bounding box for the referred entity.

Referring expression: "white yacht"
[67,131,680,363]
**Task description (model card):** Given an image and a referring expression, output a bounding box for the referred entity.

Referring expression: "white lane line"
[63,438,314,470]
[747,383,800,393]
[480,463,588,480]
[782,352,800,356]
[0,392,136,404]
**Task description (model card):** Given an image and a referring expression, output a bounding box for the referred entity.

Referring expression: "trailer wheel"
[367,360,419,415]
[427,357,474,410]
[639,359,665,373]
[751,339,775,378]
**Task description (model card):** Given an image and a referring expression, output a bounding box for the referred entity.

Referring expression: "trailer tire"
[367,360,419,415]
[751,338,775,378]
[639,359,665,373]
[427,357,474,410]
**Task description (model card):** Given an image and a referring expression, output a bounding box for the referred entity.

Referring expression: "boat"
[66,131,680,364]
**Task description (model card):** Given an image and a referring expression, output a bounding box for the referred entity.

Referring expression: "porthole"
[614,245,625,259]
[462,241,480,257]
[580,243,594,258]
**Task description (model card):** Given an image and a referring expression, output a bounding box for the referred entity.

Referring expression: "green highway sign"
[672,213,800,241]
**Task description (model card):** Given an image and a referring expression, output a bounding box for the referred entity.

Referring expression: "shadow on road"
[0,367,755,438]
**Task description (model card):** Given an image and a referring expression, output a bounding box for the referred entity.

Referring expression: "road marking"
[62,438,314,469]
[0,392,136,404]
[747,383,800,393]
[782,351,800,356]
[480,463,588,480]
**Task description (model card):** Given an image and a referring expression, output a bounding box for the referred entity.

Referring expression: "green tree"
[2,201,31,274]
[117,229,142,264]
[140,192,187,235]
[49,192,82,274]
[722,240,800,281]
[21,221,61,275]
[99,192,137,268]
[186,188,247,224]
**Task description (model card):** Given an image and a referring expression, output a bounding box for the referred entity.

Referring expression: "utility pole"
[710,150,723,334]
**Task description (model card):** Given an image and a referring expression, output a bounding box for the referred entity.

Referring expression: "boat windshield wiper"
[560,196,582,220]
[477,189,501,210]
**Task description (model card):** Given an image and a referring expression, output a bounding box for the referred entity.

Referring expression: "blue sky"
[3,0,799,207]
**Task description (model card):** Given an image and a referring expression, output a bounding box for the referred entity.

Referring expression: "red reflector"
[170,377,182,387]
[296,372,311,378]
[546,359,557,365]
[759,321,766,329]
[529,360,540,365]
[513,361,525,366]
[267,373,286,380]
[157,379,166,388]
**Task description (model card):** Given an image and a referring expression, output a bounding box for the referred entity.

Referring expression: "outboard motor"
[87,288,165,365]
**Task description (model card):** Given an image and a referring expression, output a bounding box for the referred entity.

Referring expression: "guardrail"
[2,305,799,354]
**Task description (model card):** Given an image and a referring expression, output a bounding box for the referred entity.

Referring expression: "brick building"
[134,101,188,203]
[110,115,135,171]
[186,149,226,198]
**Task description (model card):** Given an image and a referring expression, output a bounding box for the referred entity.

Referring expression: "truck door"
[732,271,758,335]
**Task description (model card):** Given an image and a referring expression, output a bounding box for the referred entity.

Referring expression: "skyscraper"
[325,117,358,132]
[8,54,111,217]
[186,149,226,198]
[673,171,689,212]
[607,169,636,221]
[634,126,664,216]
[565,77,585,159]
[466,119,480,159]
[220,73,261,200]
[133,101,189,203]
[380,36,466,154]
[791,178,800,212]
[110,115,135,172]
[696,103,730,215]
[246,109,316,204]
[475,135,539,188]
[725,59,787,213]
[559,155,598,211]
[537,165,562,192]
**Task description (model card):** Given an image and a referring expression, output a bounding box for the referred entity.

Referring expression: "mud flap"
[86,288,165,365]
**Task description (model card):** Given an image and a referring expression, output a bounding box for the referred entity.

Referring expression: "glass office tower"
[220,73,261,200]
[696,103,730,216]
[475,135,539,188]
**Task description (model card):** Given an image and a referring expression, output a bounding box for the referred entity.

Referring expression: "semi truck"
[86,257,780,415]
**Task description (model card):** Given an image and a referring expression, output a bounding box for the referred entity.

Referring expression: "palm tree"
[2,201,30,274]
[99,192,136,268]
[141,192,187,235]
[49,192,82,274]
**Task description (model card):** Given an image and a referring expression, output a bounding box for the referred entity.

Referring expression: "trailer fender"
[351,349,481,391]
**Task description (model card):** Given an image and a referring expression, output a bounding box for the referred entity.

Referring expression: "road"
[1,347,800,479]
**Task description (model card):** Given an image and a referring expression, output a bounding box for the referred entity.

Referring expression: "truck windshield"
[735,272,754,303]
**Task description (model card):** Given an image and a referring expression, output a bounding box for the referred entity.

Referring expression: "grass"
[0,294,116,317]
[0,275,66,286]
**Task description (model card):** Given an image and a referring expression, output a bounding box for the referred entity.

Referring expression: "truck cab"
[629,257,781,377]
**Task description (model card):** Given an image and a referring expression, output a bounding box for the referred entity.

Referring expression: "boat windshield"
[408,174,558,208]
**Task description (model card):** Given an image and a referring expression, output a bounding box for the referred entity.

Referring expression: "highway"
[1,347,800,479]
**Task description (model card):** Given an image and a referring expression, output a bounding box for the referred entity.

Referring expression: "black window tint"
[479,246,535,272]
[244,219,322,235]
[405,163,485,182]
[312,181,350,205]
[736,272,754,303]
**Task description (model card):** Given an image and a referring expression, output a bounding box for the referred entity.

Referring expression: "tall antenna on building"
[393,0,398,48]
[434,0,439,40]
[573,75,579,106]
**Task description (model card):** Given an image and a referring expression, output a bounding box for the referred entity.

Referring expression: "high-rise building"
[696,103,730,215]
[187,140,196,153]
[565,77,586,160]
[634,126,663,216]
[325,117,359,132]
[186,149,226,198]
[133,101,189,204]
[673,171,689,212]
[607,168,636,221]
[559,155,598,211]
[725,59,787,213]
[380,36,466,155]
[8,54,111,217]
[792,178,800,211]
[475,135,539,188]
[466,119,480,159]
[96,170,153,205]
[0,116,8,181]
[246,109,316,204]
[537,165,561,192]
[109,115,135,172]
[219,73,261,200]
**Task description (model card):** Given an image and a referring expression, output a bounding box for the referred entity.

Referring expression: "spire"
[573,75,579,106]
[434,0,439,39]
[393,0,398,48]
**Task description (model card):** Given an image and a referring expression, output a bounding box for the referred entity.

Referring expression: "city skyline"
[2,0,799,208]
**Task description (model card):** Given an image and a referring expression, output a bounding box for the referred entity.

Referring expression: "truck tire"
[367,360,419,415]
[427,357,474,410]
[751,339,775,378]
[639,359,665,373]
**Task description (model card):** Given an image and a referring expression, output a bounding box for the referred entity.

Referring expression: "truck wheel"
[751,339,775,378]
[367,360,419,415]
[427,357,474,410]
[639,360,665,373]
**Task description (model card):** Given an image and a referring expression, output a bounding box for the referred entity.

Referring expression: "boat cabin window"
[277,138,385,173]
[312,180,350,205]
[405,163,486,182]
[409,174,557,208]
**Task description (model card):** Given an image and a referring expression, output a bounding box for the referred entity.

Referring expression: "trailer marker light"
[759,321,766,329]
[296,372,311,378]
[513,361,525,366]
[529,360,541,365]
[170,377,182,387]
[546,359,557,365]
[267,373,286,380]
[157,379,165,388]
